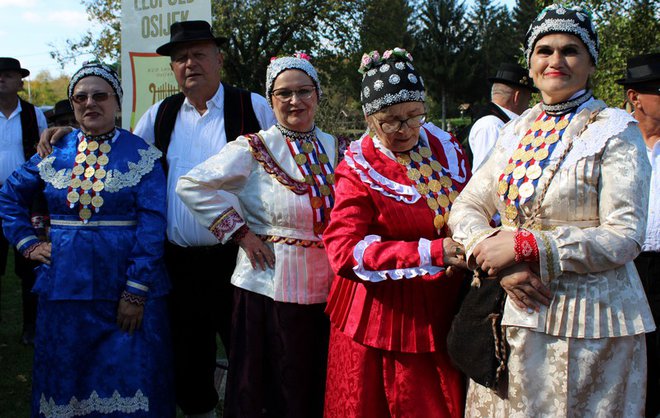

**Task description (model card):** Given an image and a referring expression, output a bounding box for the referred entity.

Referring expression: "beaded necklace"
[395,141,456,232]
[278,124,335,236]
[66,129,114,222]
[498,105,579,222]
[542,90,592,116]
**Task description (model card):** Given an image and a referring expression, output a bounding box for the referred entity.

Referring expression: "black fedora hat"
[156,20,228,56]
[0,57,29,77]
[616,52,660,86]
[488,63,538,93]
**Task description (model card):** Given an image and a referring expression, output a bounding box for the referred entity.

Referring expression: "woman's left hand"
[473,231,516,276]
[117,299,144,334]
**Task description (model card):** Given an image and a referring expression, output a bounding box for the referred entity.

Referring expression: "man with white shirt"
[0,57,47,346]
[617,52,659,418]
[468,63,536,172]
[136,21,275,418]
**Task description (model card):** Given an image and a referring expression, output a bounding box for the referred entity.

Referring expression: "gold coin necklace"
[278,124,335,236]
[497,111,576,221]
[396,143,454,233]
[67,130,113,222]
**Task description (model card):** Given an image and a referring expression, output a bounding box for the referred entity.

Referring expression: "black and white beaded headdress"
[359,48,425,116]
[68,61,123,107]
[525,4,599,68]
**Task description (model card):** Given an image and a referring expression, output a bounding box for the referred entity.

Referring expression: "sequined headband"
[525,4,599,67]
[68,62,123,106]
[266,53,322,107]
[359,48,425,116]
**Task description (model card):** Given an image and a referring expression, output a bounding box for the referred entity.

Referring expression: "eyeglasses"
[71,92,116,104]
[374,114,426,134]
[271,86,316,102]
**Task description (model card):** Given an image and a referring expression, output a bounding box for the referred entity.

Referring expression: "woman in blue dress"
[0,62,174,417]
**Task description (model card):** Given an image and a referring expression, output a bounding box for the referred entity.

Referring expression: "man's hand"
[37,126,73,157]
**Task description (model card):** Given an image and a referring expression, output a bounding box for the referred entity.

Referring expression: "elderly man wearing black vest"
[38,21,275,418]
[0,57,47,346]
[136,21,275,418]
[468,63,537,172]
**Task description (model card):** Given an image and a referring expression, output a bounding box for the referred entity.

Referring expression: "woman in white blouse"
[177,54,340,418]
[449,5,655,417]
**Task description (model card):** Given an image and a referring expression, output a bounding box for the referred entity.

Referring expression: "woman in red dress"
[322,48,469,418]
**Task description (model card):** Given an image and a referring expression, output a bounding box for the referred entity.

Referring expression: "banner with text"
[120,0,211,130]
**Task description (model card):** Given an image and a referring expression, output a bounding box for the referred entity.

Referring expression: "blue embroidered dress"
[0,128,174,418]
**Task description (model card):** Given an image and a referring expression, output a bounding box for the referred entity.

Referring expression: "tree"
[18,71,70,106]
[511,0,539,53]
[213,0,365,95]
[583,0,660,106]
[465,0,516,104]
[50,0,121,68]
[413,0,473,128]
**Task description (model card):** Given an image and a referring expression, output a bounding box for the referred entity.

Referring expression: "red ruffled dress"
[323,123,470,418]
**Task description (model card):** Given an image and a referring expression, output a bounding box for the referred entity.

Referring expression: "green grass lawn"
[0,253,33,417]
[0,250,226,417]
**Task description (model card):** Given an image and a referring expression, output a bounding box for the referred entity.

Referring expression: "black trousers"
[166,241,237,415]
[224,287,329,418]
[0,222,38,331]
[635,251,660,418]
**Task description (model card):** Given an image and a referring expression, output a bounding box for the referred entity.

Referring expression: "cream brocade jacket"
[449,99,656,339]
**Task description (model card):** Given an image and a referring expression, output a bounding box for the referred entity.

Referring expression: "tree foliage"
[18,71,70,107]
[50,0,121,68]
[49,0,660,128]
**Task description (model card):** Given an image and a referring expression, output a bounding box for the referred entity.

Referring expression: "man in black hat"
[46,99,78,128]
[135,20,275,418]
[0,57,47,345]
[468,63,537,172]
[617,52,660,418]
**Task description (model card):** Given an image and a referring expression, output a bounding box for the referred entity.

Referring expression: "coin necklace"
[67,130,113,222]
[278,124,335,236]
[396,143,456,233]
[497,110,576,222]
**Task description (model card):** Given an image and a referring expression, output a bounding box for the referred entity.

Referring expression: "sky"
[1,0,517,79]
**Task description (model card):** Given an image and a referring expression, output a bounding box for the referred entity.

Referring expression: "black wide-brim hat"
[0,57,29,77]
[616,52,660,86]
[156,20,228,56]
[488,63,538,93]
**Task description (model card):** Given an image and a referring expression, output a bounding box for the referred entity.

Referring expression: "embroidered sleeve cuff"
[352,235,443,282]
[121,290,146,306]
[532,230,561,284]
[210,208,246,244]
[514,229,539,263]
[17,235,40,255]
[125,280,150,297]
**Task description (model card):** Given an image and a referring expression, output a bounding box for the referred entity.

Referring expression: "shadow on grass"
[0,251,33,416]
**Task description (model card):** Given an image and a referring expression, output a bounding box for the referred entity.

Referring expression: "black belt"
[638,251,660,260]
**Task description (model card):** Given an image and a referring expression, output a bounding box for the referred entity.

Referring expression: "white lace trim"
[38,155,72,190]
[39,145,162,193]
[346,138,421,204]
[559,108,636,168]
[39,389,148,418]
[497,101,635,170]
[352,234,443,282]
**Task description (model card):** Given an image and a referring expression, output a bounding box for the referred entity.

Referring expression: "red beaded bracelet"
[514,229,539,263]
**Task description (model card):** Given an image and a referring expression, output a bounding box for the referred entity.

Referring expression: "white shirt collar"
[182,83,224,114]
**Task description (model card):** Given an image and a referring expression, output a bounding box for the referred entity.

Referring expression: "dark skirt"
[32,297,174,418]
[224,287,329,418]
